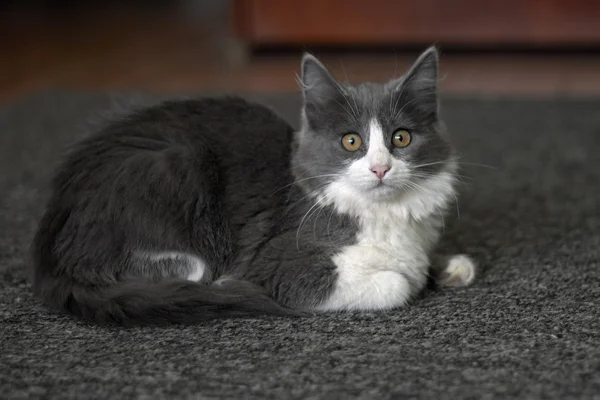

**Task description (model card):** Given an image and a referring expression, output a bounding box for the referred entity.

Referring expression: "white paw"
[316,270,413,311]
[437,254,476,287]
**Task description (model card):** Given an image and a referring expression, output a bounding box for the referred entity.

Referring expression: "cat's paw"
[436,254,476,287]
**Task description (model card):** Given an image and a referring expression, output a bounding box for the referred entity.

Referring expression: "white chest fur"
[315,170,455,311]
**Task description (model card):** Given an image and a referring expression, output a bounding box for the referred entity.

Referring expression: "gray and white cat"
[32,47,476,325]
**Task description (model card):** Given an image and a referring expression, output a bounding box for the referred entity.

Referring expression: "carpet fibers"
[1,92,599,399]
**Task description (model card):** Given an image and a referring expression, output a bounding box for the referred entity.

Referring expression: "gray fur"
[32,47,454,325]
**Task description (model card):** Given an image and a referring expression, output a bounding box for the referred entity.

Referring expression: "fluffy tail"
[35,276,303,326]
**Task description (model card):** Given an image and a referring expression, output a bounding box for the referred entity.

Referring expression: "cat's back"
[53,97,294,188]
[84,96,293,155]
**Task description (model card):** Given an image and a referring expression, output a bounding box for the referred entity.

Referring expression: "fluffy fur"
[32,47,475,326]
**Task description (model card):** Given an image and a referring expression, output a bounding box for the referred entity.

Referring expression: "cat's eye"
[341,133,362,152]
[392,129,412,148]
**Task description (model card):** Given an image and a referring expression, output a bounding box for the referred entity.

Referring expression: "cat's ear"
[390,46,439,118]
[300,53,342,106]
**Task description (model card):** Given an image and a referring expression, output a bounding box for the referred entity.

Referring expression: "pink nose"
[370,164,391,180]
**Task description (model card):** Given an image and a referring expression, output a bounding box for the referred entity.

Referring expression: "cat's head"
[292,47,456,212]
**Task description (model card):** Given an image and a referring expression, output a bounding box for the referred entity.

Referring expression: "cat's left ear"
[300,53,342,106]
[389,46,439,118]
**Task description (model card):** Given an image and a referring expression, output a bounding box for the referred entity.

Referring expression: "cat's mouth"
[341,175,412,200]
[360,177,420,200]
[372,177,402,189]
[373,181,391,190]
[364,181,400,198]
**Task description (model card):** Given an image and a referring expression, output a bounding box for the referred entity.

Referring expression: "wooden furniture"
[234,0,600,47]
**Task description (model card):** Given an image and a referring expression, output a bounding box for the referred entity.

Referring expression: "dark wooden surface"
[2,7,600,105]
[235,0,600,46]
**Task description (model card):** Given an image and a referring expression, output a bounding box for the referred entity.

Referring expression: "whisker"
[452,191,460,218]
[402,180,430,198]
[390,67,414,117]
[271,174,344,196]
[285,182,332,213]
[339,62,361,118]
[296,192,335,250]
[404,176,461,219]
[326,204,337,238]
[343,93,360,122]
[452,161,498,170]
[412,158,498,170]
[410,171,473,183]
[334,99,359,124]
[334,61,361,122]
[410,160,452,169]
[394,97,421,119]
[295,73,307,93]
[312,195,336,240]
[390,82,405,118]
[339,59,351,84]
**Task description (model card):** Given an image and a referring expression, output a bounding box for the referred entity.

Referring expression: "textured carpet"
[1,91,599,399]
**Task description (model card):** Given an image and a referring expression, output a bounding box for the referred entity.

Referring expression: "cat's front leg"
[430,254,477,287]
[247,238,425,312]
[314,245,428,311]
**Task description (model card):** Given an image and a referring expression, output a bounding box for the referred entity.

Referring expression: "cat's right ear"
[300,53,341,106]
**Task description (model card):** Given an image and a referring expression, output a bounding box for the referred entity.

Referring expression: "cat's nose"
[370,164,391,180]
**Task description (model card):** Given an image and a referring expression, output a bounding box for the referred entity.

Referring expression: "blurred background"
[2,0,600,104]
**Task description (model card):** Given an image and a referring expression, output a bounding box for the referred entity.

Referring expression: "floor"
[3,88,600,400]
[2,7,600,105]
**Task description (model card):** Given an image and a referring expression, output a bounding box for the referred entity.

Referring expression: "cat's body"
[32,47,476,325]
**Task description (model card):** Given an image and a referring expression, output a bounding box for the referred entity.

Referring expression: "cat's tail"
[35,276,304,326]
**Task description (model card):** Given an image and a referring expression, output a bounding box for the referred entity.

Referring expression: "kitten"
[32,47,476,326]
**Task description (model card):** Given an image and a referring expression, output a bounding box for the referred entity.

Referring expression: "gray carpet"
[1,91,599,399]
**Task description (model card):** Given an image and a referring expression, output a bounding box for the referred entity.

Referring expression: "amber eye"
[341,133,362,151]
[392,129,412,148]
